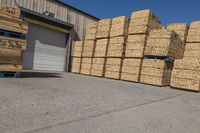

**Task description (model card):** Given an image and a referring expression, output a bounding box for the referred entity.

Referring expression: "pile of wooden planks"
[144,29,184,59]
[71,41,83,73]
[122,10,163,82]
[171,21,200,91]
[0,4,28,73]
[71,9,200,92]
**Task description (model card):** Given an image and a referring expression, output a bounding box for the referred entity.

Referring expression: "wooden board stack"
[144,29,184,59]
[167,23,189,45]
[85,22,98,40]
[171,21,200,91]
[141,29,185,86]
[90,19,111,77]
[71,41,83,73]
[80,40,96,75]
[91,39,108,77]
[105,16,128,79]
[140,59,173,86]
[122,10,163,82]
[0,4,28,72]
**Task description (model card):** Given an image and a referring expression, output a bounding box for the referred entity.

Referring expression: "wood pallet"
[0,71,21,78]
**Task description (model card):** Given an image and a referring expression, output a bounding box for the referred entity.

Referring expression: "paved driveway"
[0,71,199,133]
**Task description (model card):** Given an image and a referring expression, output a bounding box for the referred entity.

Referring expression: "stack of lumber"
[0,4,28,72]
[91,58,106,77]
[144,29,184,59]
[80,58,92,75]
[80,40,95,75]
[122,10,163,82]
[121,58,142,82]
[71,57,82,73]
[107,36,126,57]
[91,19,111,77]
[105,16,129,79]
[105,58,122,79]
[167,23,189,45]
[85,22,97,40]
[71,41,83,73]
[140,59,173,86]
[128,9,163,35]
[96,19,112,39]
[110,16,129,38]
[82,40,96,57]
[171,21,200,91]
[91,39,108,77]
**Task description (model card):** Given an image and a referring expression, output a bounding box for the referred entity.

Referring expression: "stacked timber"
[171,21,200,91]
[122,10,163,82]
[140,59,173,86]
[80,58,92,75]
[96,19,112,39]
[71,41,83,73]
[80,40,96,75]
[141,29,184,86]
[90,19,111,77]
[105,58,122,79]
[121,58,142,82]
[105,16,128,79]
[91,39,108,77]
[144,29,184,59]
[0,4,28,72]
[167,23,189,45]
[85,22,97,40]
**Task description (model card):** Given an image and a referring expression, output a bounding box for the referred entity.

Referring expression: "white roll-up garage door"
[23,24,67,71]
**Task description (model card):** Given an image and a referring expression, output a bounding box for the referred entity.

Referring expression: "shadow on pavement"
[20,71,62,78]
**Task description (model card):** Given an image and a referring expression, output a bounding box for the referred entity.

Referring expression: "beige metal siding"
[0,0,98,41]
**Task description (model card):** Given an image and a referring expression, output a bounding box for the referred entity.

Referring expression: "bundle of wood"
[125,34,148,58]
[140,59,173,86]
[85,22,97,40]
[91,58,105,77]
[167,23,189,44]
[171,59,200,91]
[0,5,28,72]
[129,9,163,35]
[105,58,122,79]
[94,39,108,57]
[107,36,126,57]
[110,16,129,37]
[82,40,95,57]
[72,41,83,57]
[96,19,112,39]
[71,57,82,73]
[187,21,200,42]
[145,29,184,59]
[170,21,200,91]
[80,58,92,75]
[121,58,142,82]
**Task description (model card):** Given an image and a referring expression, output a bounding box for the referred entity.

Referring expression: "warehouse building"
[0,0,99,71]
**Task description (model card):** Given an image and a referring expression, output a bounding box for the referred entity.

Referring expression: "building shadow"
[20,71,62,78]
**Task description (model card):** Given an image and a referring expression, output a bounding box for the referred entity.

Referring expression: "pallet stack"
[171,21,200,91]
[71,41,83,73]
[79,22,98,75]
[90,19,111,77]
[0,4,28,73]
[121,9,163,82]
[105,16,128,79]
[140,29,184,86]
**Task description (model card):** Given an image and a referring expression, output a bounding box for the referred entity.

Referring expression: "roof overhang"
[20,7,74,34]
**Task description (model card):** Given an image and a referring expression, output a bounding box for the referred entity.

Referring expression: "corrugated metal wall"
[0,0,98,41]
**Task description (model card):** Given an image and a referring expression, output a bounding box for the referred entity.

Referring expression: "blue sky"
[63,0,200,26]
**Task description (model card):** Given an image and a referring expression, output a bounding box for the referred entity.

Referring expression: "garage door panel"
[23,24,67,71]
